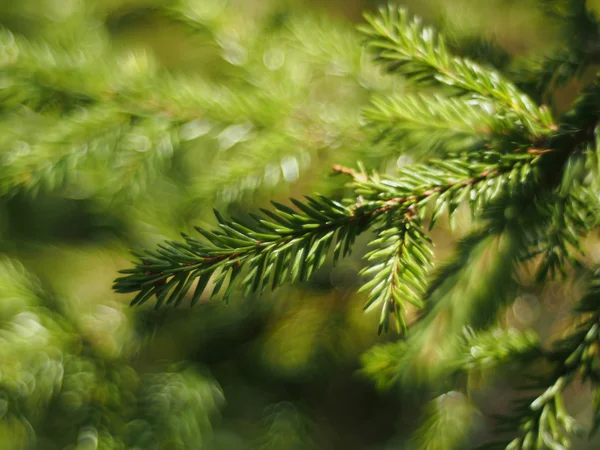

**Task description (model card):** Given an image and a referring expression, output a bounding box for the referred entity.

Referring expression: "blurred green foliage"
[1,0,599,449]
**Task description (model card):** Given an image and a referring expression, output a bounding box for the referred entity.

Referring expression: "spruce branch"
[481,273,600,450]
[460,327,541,374]
[525,191,595,282]
[112,6,600,344]
[349,151,544,229]
[359,190,555,387]
[524,122,600,281]
[114,196,379,309]
[0,12,370,205]
[115,145,550,328]
[105,2,600,449]
[359,208,433,334]
[514,2,600,104]
[360,6,557,136]
[0,104,180,199]
[363,93,517,154]
[339,152,545,334]
[12,0,600,448]
[0,105,128,196]
[539,0,600,53]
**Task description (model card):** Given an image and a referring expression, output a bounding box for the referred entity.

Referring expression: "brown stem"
[332,164,368,182]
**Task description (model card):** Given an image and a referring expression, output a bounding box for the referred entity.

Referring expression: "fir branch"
[0,105,129,196]
[349,151,543,228]
[539,0,600,52]
[363,93,516,154]
[117,146,544,325]
[524,123,600,281]
[0,105,180,199]
[460,327,541,374]
[360,191,553,387]
[514,1,600,103]
[359,6,557,136]
[0,16,369,205]
[359,209,433,334]
[114,196,379,309]
[526,191,594,282]
[482,273,600,450]
[115,146,551,320]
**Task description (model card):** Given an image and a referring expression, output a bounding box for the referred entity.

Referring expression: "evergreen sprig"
[460,327,541,373]
[112,3,600,449]
[0,2,375,207]
[12,0,600,448]
[363,93,517,154]
[114,196,375,309]
[525,191,593,281]
[481,272,600,450]
[349,151,543,229]
[115,145,544,334]
[516,0,600,109]
[359,6,557,137]
[359,210,432,334]
[539,0,600,58]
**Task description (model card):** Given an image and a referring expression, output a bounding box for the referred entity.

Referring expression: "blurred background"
[0,0,599,449]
